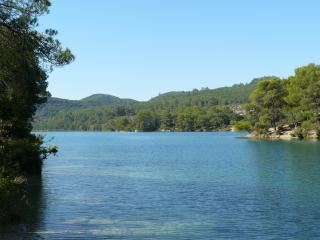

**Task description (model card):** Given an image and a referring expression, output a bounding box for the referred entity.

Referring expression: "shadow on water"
[244,139,320,238]
[0,176,46,240]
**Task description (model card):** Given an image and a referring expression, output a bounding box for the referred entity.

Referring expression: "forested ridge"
[36,94,137,119]
[34,63,320,137]
[33,79,265,132]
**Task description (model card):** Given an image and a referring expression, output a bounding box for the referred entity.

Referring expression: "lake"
[2,132,320,239]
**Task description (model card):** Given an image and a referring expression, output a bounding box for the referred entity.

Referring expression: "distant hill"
[33,78,270,131]
[147,82,256,110]
[149,76,274,106]
[36,94,137,119]
[80,94,135,106]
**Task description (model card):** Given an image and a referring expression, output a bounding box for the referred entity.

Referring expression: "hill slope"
[36,94,137,119]
[80,94,135,106]
[33,78,269,131]
[146,81,259,110]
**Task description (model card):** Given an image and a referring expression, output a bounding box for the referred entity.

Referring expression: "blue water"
[3,132,320,239]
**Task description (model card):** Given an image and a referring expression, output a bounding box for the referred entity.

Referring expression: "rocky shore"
[250,125,319,140]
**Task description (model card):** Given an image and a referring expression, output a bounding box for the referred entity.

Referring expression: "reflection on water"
[0,176,45,239]
[1,132,320,239]
[243,140,320,239]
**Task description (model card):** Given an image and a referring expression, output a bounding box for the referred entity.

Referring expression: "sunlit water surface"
[2,132,320,239]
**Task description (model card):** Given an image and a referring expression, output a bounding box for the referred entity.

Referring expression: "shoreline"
[248,131,319,141]
[32,128,233,133]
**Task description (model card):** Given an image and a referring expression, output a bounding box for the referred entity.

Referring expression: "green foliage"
[0,135,49,175]
[234,121,252,132]
[242,64,320,139]
[148,78,265,109]
[114,116,133,131]
[158,110,175,130]
[36,95,137,120]
[247,77,287,131]
[34,104,240,132]
[0,0,73,222]
[291,127,307,140]
[33,79,264,131]
[136,109,159,131]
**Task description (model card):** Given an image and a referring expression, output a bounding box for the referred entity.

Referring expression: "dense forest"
[33,79,266,131]
[34,64,320,138]
[236,64,320,140]
[0,0,73,223]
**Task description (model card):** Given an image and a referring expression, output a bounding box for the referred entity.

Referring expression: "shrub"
[233,121,252,132]
[275,128,282,135]
[291,127,306,139]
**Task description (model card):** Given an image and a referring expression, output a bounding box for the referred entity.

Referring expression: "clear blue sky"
[41,0,320,101]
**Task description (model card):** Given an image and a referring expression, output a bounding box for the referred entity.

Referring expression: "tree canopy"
[33,79,263,131]
[239,64,320,139]
[0,0,73,222]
